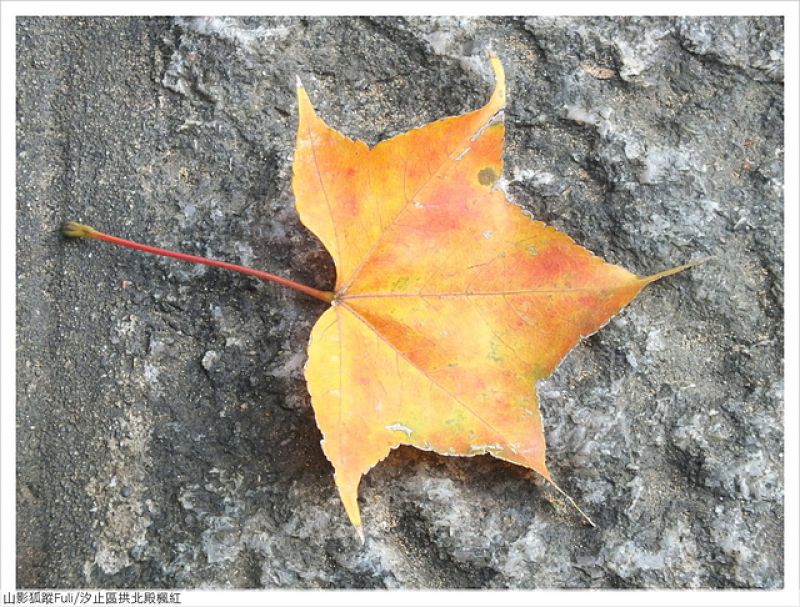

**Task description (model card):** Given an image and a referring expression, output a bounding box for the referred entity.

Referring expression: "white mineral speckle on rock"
[84,410,154,577]
[143,362,160,384]
[234,241,254,267]
[202,517,242,564]
[202,350,219,371]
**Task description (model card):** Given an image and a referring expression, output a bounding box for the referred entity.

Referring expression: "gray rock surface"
[16,16,783,588]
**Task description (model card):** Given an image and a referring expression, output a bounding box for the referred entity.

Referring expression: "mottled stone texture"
[16,16,783,588]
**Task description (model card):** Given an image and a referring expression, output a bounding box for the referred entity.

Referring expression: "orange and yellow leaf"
[293,54,673,537]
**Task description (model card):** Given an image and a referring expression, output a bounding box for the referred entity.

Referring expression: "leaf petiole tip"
[643,256,714,284]
[546,476,597,528]
[63,221,98,239]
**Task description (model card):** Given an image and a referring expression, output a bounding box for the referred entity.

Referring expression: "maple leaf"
[65,54,695,543]
[293,54,690,539]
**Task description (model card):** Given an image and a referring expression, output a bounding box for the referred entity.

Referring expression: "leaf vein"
[341,303,511,449]
[305,122,343,271]
[340,111,502,293]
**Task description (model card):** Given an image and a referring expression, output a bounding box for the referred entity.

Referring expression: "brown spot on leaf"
[478,167,497,186]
